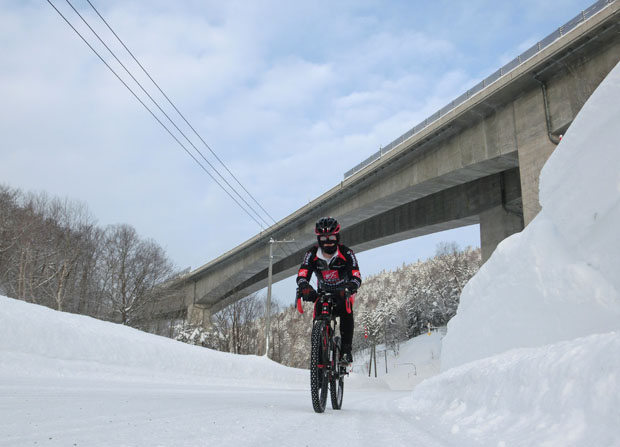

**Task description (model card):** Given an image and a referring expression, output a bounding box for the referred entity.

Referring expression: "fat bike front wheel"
[310,321,329,413]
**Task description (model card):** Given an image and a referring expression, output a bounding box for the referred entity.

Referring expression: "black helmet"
[315,217,340,236]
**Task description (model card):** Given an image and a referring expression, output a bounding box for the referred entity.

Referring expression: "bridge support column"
[514,85,560,226]
[479,205,524,264]
[187,303,213,330]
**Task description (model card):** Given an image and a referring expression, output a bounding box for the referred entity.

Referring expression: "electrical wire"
[46,0,267,230]
[49,0,307,258]
[82,0,305,258]
[85,0,280,228]
[64,0,272,231]
[81,0,303,258]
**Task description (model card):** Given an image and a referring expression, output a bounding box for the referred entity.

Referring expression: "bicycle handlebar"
[295,288,354,315]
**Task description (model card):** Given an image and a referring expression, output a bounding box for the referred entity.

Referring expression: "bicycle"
[296,289,351,413]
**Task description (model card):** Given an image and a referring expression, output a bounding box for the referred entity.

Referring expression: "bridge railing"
[343,0,616,179]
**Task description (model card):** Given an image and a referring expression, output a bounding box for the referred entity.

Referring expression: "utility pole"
[265,238,296,358]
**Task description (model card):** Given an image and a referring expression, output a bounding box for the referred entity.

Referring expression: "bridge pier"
[479,204,524,263]
[514,87,558,225]
[187,303,213,330]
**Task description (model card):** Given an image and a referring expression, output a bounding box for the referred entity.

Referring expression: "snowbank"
[441,61,620,371]
[0,295,384,390]
[400,60,620,447]
[0,295,307,388]
[406,330,620,446]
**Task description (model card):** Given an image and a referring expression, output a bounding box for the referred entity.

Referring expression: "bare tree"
[0,185,21,295]
[266,300,284,361]
[35,198,95,312]
[98,224,173,325]
[74,224,105,317]
[215,294,264,355]
[13,191,53,304]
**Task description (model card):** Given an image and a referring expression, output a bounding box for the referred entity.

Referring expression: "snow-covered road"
[0,295,449,446]
[2,377,440,447]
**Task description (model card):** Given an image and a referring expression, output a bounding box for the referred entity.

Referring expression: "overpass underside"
[182,158,524,326]
[157,2,620,327]
[221,167,523,304]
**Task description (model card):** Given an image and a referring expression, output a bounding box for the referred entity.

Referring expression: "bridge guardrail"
[343,0,616,179]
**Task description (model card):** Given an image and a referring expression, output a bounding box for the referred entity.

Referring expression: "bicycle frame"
[314,292,339,368]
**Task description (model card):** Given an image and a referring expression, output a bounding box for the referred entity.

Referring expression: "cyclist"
[297,217,362,363]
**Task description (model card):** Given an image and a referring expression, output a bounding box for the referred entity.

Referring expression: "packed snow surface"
[1,62,619,447]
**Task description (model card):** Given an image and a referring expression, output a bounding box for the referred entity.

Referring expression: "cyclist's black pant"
[333,298,354,347]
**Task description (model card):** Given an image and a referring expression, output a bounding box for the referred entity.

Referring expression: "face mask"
[319,235,338,254]
[321,243,337,255]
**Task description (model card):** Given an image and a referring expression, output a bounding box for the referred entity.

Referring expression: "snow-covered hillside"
[1,59,618,447]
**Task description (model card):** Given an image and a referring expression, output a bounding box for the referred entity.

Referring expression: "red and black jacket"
[296,244,362,293]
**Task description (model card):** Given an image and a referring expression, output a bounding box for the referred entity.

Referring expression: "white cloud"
[0,0,596,275]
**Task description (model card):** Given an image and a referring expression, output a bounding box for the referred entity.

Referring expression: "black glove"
[299,285,317,302]
[337,282,356,299]
[343,281,358,296]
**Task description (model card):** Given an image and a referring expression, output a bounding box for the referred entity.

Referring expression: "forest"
[0,184,182,327]
[2,183,480,368]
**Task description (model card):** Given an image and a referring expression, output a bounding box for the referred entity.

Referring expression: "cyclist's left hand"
[300,286,317,302]
[339,282,357,298]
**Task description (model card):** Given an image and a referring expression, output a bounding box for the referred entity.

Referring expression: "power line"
[49,0,307,260]
[46,0,267,230]
[64,0,272,231]
[81,0,307,259]
[85,0,280,228]
[80,0,305,259]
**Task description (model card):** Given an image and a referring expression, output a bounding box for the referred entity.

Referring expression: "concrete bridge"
[157,1,620,328]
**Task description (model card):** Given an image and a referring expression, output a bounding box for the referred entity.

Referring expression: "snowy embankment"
[0,294,384,391]
[406,332,620,445]
[0,295,305,389]
[407,62,620,445]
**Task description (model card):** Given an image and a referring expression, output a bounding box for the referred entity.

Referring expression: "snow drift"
[0,294,385,390]
[404,62,620,445]
[406,331,620,446]
[441,61,620,371]
[0,295,307,388]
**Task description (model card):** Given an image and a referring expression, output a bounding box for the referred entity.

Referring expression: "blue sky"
[0,0,596,304]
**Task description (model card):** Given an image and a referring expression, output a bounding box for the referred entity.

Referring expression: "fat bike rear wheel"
[310,321,329,413]
[330,338,344,410]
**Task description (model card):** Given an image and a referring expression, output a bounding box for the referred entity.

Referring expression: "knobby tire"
[330,336,344,410]
[310,321,329,413]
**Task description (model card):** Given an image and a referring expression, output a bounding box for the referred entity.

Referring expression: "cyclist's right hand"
[299,285,318,302]
[337,284,355,299]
